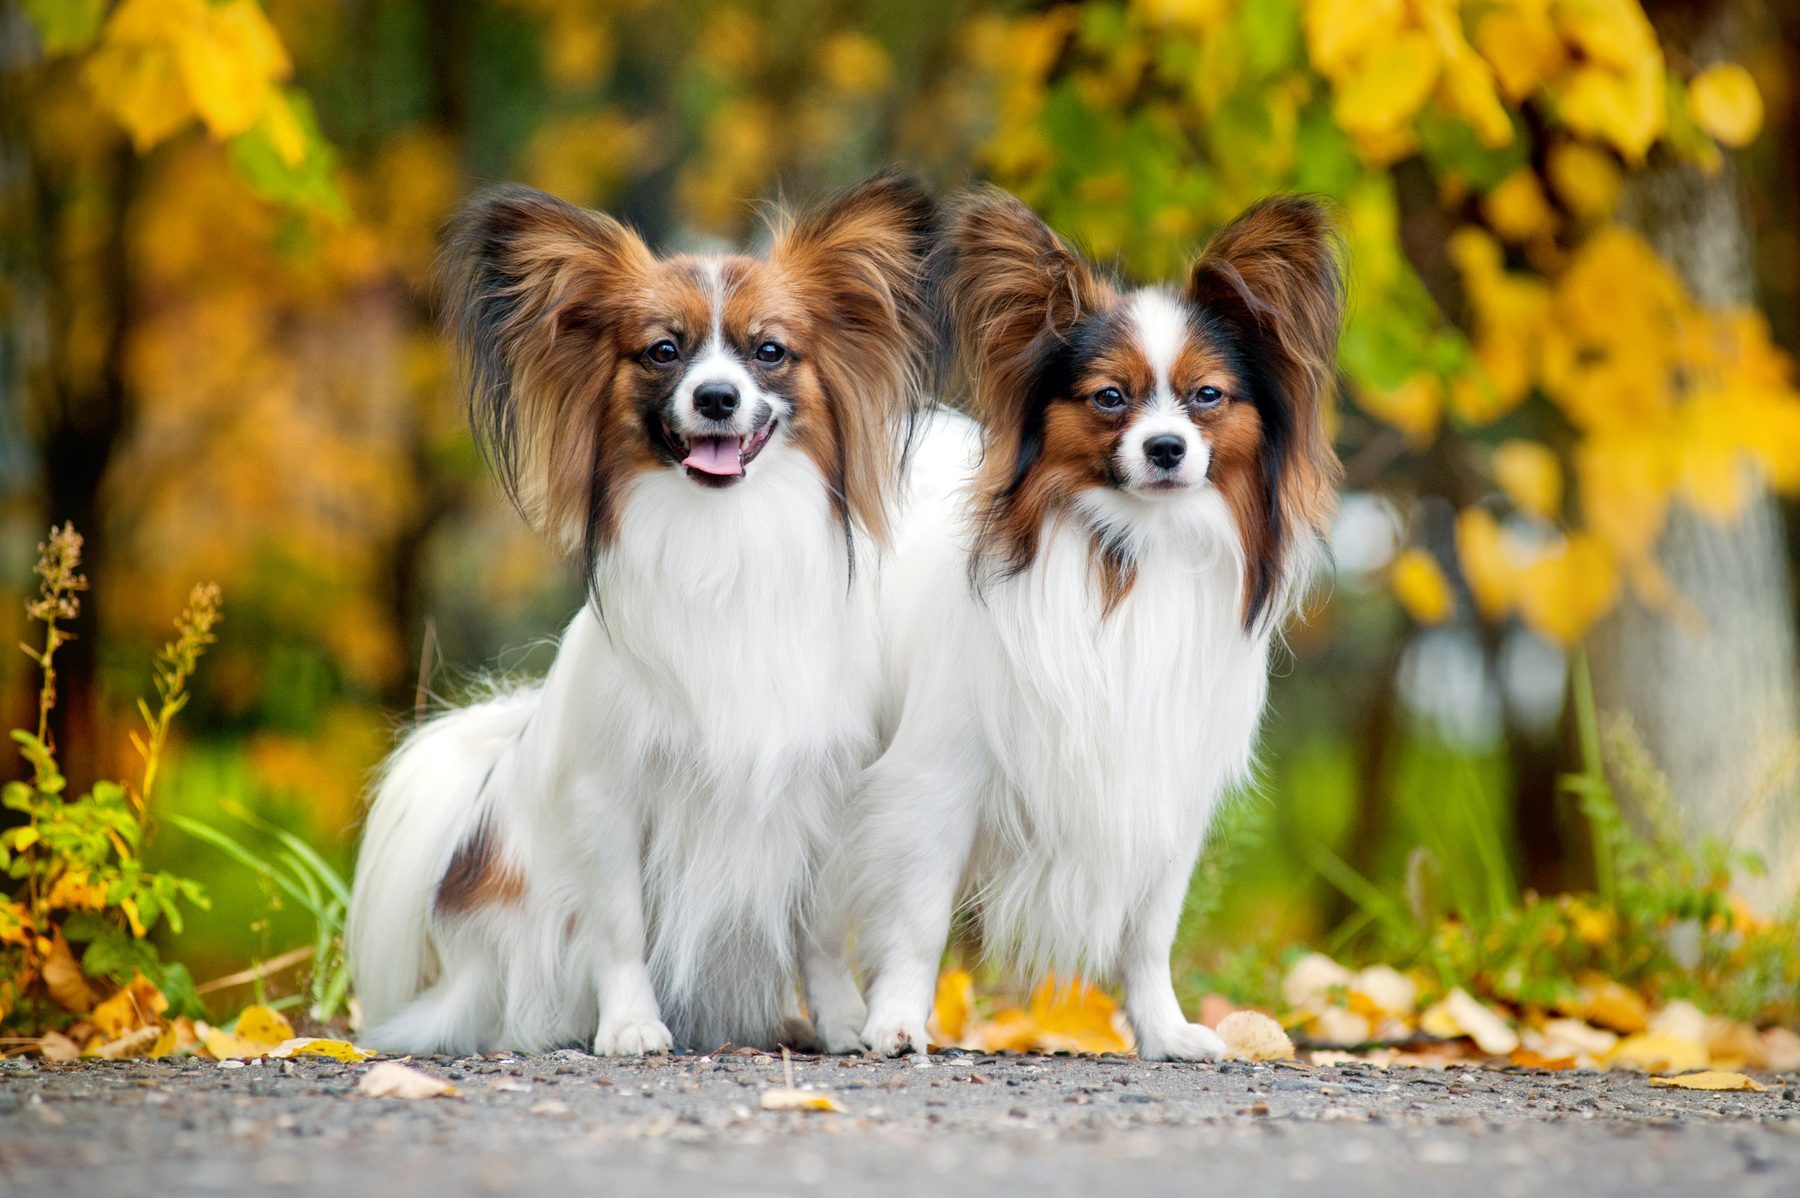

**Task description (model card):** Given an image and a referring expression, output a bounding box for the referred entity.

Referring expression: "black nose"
[693,382,740,422]
[1144,434,1187,471]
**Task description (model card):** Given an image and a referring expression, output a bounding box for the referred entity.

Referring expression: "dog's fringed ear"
[938,188,1108,582]
[771,171,937,547]
[1187,195,1345,623]
[939,187,1105,443]
[439,185,654,556]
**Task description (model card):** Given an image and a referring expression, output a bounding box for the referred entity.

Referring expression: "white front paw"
[815,1017,866,1056]
[595,1018,673,1056]
[860,1013,928,1057]
[1136,1021,1225,1063]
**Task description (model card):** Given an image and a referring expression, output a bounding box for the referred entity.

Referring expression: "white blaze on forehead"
[1128,288,1191,410]
[684,257,753,392]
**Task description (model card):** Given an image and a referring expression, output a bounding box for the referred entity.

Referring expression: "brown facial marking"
[434,817,525,916]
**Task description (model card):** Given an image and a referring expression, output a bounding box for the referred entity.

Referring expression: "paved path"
[3,1051,1797,1196]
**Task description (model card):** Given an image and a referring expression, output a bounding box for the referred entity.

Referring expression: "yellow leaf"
[1567,974,1650,1034]
[44,931,98,1013]
[91,973,167,1036]
[1356,374,1441,445]
[931,969,974,1046]
[234,1004,296,1047]
[93,1025,160,1060]
[37,1031,81,1061]
[1332,29,1440,142]
[9,827,40,852]
[1392,548,1455,625]
[1576,435,1670,561]
[200,1024,269,1060]
[1493,441,1563,520]
[1025,976,1131,1055]
[1650,1071,1767,1092]
[81,0,195,152]
[1484,171,1557,243]
[120,896,146,938]
[1456,507,1516,619]
[0,901,31,946]
[358,1060,459,1099]
[172,0,290,138]
[1304,0,1407,79]
[760,1088,846,1112]
[1556,61,1665,163]
[1547,142,1622,221]
[1134,0,1230,37]
[1474,7,1565,101]
[45,868,108,911]
[269,1038,377,1062]
[1687,63,1763,148]
[1515,533,1619,645]
[817,31,893,96]
[1612,1031,1711,1073]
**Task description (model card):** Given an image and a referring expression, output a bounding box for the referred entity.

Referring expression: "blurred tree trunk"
[1589,0,1800,908]
[2,13,139,788]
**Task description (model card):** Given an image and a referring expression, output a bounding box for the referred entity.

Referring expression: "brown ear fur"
[1187,195,1345,621]
[770,171,936,547]
[439,185,655,557]
[938,187,1112,581]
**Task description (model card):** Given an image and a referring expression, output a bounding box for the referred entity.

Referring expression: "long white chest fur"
[960,498,1269,980]
[531,444,881,1046]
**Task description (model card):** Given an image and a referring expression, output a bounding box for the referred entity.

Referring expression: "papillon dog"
[346,173,935,1055]
[819,189,1343,1061]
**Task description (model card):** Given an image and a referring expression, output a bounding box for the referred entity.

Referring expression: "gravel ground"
[2,1050,1797,1197]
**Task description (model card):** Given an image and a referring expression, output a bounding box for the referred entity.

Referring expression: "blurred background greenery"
[2,0,1797,1020]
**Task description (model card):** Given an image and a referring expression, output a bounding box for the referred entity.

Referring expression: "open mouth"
[662,418,778,486]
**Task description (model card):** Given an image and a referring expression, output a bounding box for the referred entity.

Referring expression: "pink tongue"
[682,436,744,476]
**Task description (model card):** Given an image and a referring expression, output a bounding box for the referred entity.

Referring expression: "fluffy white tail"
[346,687,536,1032]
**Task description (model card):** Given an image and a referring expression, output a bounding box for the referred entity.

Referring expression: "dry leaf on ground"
[1649,1071,1767,1092]
[760,1089,845,1112]
[36,1031,80,1060]
[358,1061,458,1099]
[1217,1010,1295,1061]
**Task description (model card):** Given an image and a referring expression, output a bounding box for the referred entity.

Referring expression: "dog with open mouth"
[346,173,935,1055]
[810,189,1344,1061]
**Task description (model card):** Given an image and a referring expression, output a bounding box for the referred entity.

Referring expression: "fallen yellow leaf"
[760,1088,845,1112]
[37,1031,80,1061]
[92,1025,160,1060]
[931,969,974,1046]
[200,1024,269,1061]
[358,1061,458,1099]
[234,1004,296,1047]
[1611,1031,1710,1074]
[1650,1071,1766,1092]
[270,1038,376,1062]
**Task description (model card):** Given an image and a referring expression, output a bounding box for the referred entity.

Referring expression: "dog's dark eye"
[1190,384,1225,408]
[754,341,786,364]
[645,339,680,365]
[1092,386,1127,411]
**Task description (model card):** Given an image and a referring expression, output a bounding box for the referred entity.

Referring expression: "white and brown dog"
[813,190,1344,1061]
[347,174,935,1055]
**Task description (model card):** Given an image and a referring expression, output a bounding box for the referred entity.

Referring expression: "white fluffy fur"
[348,432,881,1055]
[830,365,1296,1062]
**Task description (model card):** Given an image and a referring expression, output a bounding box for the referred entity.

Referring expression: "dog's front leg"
[799,876,867,1054]
[575,783,673,1056]
[1120,848,1223,1063]
[855,757,980,1057]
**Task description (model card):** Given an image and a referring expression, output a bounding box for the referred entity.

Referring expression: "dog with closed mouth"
[815,189,1344,1061]
[346,173,935,1056]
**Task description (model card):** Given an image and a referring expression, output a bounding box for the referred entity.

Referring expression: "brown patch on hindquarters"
[434,818,525,915]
